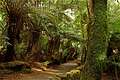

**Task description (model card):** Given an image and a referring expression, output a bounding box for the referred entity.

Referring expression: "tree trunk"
[80,1,88,64]
[48,36,60,56]
[80,0,107,80]
[4,14,22,62]
[26,30,40,61]
[31,31,40,56]
[4,17,17,62]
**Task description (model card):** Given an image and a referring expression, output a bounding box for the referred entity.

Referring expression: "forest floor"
[0,60,118,80]
[0,60,79,80]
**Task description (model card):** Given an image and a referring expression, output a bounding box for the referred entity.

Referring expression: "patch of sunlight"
[32,68,60,73]
[62,63,78,66]
[0,16,2,21]
[0,46,3,50]
[64,9,75,20]
[32,68,43,72]
[114,0,120,4]
[43,71,59,75]
[97,53,106,61]
[47,69,59,72]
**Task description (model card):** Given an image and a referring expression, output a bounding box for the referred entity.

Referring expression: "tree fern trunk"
[4,17,17,62]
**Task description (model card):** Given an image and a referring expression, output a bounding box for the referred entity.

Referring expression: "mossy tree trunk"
[80,0,107,80]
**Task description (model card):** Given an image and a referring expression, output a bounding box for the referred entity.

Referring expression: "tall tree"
[2,0,29,61]
[80,0,107,80]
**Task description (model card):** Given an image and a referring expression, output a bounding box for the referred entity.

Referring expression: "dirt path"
[0,60,114,80]
[0,61,78,80]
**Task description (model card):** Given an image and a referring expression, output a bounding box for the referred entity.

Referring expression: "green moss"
[57,69,81,80]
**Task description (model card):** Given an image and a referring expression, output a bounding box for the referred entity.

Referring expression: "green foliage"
[15,43,27,55]
[108,0,120,33]
[0,0,119,64]
[0,0,84,62]
[0,11,6,52]
[39,35,49,52]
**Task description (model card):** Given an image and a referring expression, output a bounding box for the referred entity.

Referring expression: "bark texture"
[4,15,22,62]
[80,0,107,80]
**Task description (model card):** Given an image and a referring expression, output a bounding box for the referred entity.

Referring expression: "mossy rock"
[65,70,80,80]
[55,69,80,80]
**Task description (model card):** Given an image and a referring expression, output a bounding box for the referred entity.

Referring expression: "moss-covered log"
[0,61,31,73]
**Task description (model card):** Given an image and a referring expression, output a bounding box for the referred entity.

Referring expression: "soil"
[0,60,119,80]
[0,60,78,80]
